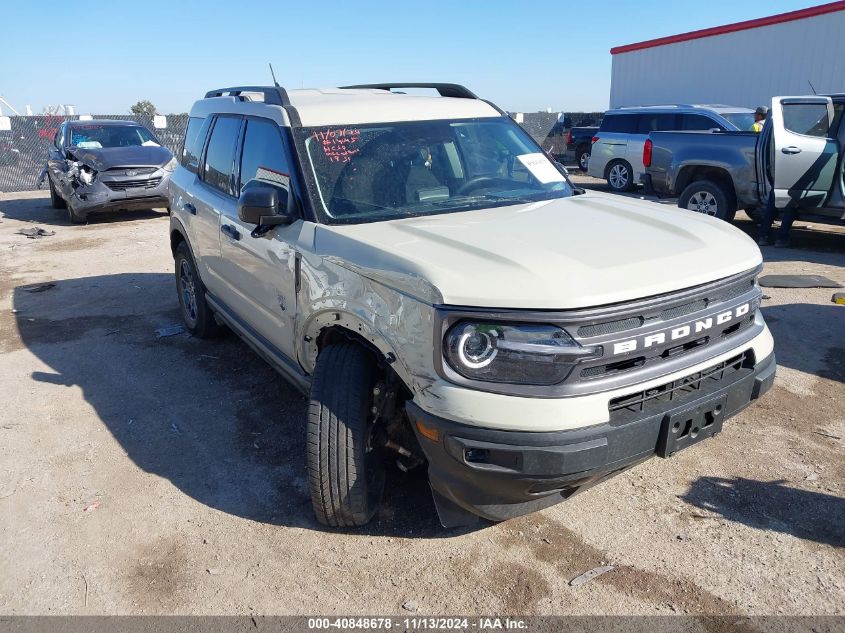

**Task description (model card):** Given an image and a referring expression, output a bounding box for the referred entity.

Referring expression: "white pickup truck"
[167,83,775,528]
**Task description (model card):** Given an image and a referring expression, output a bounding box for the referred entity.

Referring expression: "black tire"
[606,160,635,192]
[49,179,66,209]
[576,145,591,172]
[67,201,87,224]
[307,343,385,527]
[174,240,223,338]
[678,180,736,222]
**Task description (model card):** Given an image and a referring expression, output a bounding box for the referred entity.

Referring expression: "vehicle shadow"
[0,194,166,226]
[761,302,845,383]
[11,272,463,538]
[680,476,845,548]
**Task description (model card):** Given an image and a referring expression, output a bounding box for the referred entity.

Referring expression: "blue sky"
[0,0,823,115]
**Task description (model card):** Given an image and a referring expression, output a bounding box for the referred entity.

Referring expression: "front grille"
[608,350,752,422]
[660,298,707,321]
[104,178,162,191]
[572,268,761,381]
[105,167,157,177]
[578,316,644,338]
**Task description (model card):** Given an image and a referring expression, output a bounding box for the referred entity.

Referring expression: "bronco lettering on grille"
[612,302,751,356]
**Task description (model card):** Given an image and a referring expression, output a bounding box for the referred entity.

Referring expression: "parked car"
[588,105,756,192]
[39,119,176,223]
[168,83,774,528]
[565,124,600,171]
[643,95,845,223]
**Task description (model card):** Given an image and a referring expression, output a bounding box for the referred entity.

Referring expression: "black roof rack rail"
[339,83,479,100]
[204,86,291,106]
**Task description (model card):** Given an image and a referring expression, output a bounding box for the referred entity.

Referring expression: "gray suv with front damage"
[39,119,176,223]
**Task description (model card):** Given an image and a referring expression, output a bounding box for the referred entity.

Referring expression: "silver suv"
[168,84,775,528]
[588,105,756,192]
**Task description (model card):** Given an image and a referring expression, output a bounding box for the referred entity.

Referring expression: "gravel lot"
[0,185,843,617]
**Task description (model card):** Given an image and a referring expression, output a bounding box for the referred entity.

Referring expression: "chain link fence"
[0,111,601,194]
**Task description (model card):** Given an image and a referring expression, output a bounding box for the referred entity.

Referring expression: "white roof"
[288,88,500,126]
[190,88,501,128]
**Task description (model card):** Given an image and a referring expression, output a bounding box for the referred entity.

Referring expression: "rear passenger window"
[202,116,241,195]
[637,113,678,134]
[181,116,210,174]
[599,114,638,134]
[239,118,291,195]
[782,103,831,137]
[681,114,721,131]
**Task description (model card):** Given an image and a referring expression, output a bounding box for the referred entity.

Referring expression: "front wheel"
[678,180,736,222]
[607,161,635,192]
[49,179,66,209]
[307,343,385,527]
[67,201,87,224]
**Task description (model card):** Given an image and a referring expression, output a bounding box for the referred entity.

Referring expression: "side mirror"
[237,184,294,233]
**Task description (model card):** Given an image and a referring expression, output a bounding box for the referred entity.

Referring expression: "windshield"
[295,117,573,224]
[68,124,159,149]
[721,112,756,131]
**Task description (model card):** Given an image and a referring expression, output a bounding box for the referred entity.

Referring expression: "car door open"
[769,96,838,209]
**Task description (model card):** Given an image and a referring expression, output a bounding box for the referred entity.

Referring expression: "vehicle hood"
[313,192,763,309]
[69,145,173,170]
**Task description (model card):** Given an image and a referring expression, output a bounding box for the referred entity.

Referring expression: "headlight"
[78,165,96,186]
[163,156,179,171]
[444,321,600,385]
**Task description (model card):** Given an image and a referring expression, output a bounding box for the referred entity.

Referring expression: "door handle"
[183,202,197,215]
[221,224,241,241]
[781,146,802,155]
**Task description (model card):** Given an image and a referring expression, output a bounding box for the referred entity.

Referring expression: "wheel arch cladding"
[170,226,187,258]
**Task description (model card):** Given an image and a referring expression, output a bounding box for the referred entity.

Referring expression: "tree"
[130,100,157,116]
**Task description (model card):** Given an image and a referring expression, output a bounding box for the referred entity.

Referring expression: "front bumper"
[408,352,775,526]
[69,171,171,217]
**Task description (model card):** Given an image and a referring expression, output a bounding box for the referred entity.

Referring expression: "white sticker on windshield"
[516,152,565,184]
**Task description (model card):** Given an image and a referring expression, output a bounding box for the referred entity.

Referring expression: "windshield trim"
[292,116,575,226]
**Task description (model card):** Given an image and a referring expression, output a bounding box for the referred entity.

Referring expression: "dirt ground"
[0,186,843,617]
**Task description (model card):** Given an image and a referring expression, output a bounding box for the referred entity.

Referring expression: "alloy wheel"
[179,259,198,324]
[687,191,718,216]
[609,164,629,190]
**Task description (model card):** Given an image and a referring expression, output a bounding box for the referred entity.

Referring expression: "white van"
[588,105,755,192]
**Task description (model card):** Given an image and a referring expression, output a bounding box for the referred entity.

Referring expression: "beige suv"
[168,83,775,528]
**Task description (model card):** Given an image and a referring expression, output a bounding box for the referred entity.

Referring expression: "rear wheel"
[307,343,386,527]
[49,179,66,209]
[607,160,635,192]
[678,180,736,222]
[577,145,590,172]
[174,240,223,338]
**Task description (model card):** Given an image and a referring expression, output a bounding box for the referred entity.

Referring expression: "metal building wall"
[610,9,845,108]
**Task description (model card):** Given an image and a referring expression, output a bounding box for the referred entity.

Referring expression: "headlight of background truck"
[444,321,600,385]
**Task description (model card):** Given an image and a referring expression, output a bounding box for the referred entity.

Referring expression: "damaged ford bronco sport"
[168,83,775,528]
